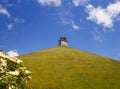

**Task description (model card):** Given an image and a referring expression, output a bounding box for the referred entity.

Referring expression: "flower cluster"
[0,51,31,89]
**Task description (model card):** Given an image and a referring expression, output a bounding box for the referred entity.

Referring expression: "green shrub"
[0,52,31,89]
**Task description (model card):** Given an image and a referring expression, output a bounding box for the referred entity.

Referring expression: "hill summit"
[19,46,120,89]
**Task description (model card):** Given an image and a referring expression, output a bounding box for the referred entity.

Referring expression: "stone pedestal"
[59,37,68,47]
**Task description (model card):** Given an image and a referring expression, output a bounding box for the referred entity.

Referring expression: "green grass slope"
[19,46,120,89]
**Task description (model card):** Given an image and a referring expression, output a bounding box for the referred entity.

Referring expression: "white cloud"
[72,0,89,7]
[37,0,61,7]
[7,50,19,57]
[14,18,25,23]
[3,0,20,3]
[7,24,13,30]
[91,30,105,42]
[86,4,113,29]
[0,5,10,17]
[6,18,25,31]
[86,1,120,29]
[57,9,73,25]
[107,1,120,18]
[71,21,79,30]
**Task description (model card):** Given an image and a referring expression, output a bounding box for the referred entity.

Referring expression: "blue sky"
[0,0,120,60]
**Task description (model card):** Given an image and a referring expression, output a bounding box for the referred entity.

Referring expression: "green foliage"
[6,59,20,71]
[0,52,31,89]
[19,46,120,89]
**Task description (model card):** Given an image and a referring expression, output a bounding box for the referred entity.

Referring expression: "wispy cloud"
[3,0,21,3]
[36,0,120,32]
[37,0,62,7]
[0,5,10,18]
[7,24,13,30]
[71,21,79,30]
[14,18,25,23]
[86,1,120,30]
[57,9,80,30]
[72,0,89,7]
[6,50,19,57]
[0,1,25,31]
[57,8,73,25]
[91,29,106,42]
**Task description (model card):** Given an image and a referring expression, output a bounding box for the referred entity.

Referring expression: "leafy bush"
[0,51,31,89]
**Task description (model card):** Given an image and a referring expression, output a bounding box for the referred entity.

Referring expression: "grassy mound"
[19,46,120,89]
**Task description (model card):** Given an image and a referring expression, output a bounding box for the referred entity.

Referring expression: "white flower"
[0,77,2,80]
[0,51,5,57]
[8,57,17,62]
[8,85,15,89]
[16,59,23,64]
[8,57,23,64]
[0,50,31,88]
[8,70,20,76]
[25,70,31,74]
[0,58,7,67]
[8,86,11,89]
[6,56,22,64]
[28,76,32,79]
[0,51,22,64]
[0,67,6,73]
[19,67,26,70]
[0,52,9,58]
